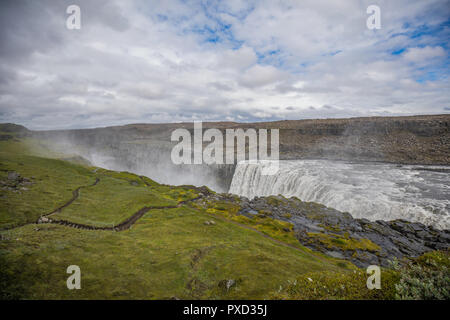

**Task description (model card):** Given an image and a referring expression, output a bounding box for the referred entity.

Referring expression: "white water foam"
[229,160,450,229]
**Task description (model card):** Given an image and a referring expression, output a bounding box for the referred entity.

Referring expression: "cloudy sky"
[0,0,449,129]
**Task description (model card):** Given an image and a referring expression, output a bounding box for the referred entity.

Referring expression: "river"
[229,160,450,229]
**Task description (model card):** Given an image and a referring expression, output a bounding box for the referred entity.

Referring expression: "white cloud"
[219,46,257,70]
[403,46,446,62]
[0,0,449,129]
[239,65,286,88]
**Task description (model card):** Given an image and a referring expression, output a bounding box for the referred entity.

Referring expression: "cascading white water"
[229,160,450,229]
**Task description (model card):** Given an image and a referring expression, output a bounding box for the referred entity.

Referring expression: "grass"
[0,152,95,229]
[2,128,437,300]
[51,174,176,227]
[268,268,400,300]
[0,206,353,299]
[199,200,336,255]
[306,232,381,252]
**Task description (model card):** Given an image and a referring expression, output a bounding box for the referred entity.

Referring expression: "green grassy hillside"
[0,129,403,299]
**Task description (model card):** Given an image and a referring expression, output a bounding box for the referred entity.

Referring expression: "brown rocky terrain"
[2,114,449,191]
[32,114,449,164]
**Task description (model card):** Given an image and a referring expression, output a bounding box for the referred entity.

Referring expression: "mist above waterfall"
[28,116,449,223]
[36,131,234,192]
[229,160,450,229]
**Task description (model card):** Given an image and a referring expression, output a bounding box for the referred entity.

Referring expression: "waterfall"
[229,160,450,229]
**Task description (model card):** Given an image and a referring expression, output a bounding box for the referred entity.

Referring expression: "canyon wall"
[25,114,450,190]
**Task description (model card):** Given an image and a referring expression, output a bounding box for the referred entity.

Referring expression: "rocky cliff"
[33,114,450,164]
[194,191,450,268]
[5,114,448,191]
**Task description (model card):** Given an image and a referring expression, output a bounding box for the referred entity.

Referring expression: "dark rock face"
[197,193,450,268]
[29,114,450,193]
[1,171,34,193]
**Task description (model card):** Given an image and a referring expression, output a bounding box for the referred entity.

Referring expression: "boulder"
[194,192,450,268]
[7,171,20,181]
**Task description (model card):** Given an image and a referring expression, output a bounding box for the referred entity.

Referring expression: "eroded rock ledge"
[193,191,450,268]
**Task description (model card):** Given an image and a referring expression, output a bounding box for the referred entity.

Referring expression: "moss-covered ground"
[0,127,445,300]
